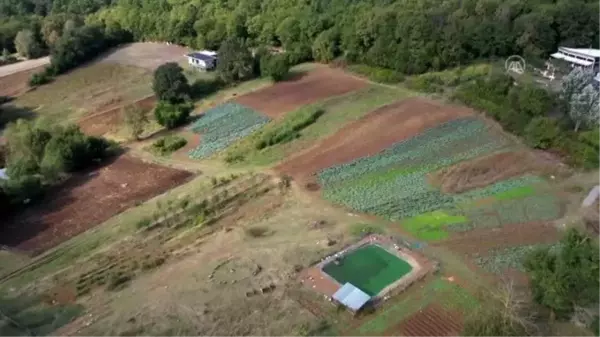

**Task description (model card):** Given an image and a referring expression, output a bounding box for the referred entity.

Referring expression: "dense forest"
[1,0,599,74]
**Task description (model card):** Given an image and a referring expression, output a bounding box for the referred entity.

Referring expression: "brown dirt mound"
[385,303,463,336]
[276,98,472,178]
[0,155,193,255]
[234,67,366,118]
[430,151,552,194]
[434,221,560,255]
[0,65,45,97]
[78,95,156,136]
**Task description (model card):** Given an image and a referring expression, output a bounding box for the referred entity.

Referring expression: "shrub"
[348,64,404,83]
[151,135,187,155]
[508,84,553,117]
[312,29,339,63]
[524,117,562,149]
[563,128,599,169]
[28,72,52,86]
[123,105,149,140]
[255,108,324,149]
[1,175,44,203]
[154,101,193,129]
[152,63,190,103]
[260,54,290,81]
[349,223,384,237]
[135,218,152,229]
[106,272,132,291]
[245,226,269,238]
[217,38,255,83]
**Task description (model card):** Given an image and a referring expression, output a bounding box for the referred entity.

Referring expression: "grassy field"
[12,63,153,122]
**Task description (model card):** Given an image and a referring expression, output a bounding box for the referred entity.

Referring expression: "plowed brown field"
[276,98,472,178]
[385,303,462,336]
[0,66,45,97]
[434,221,560,255]
[234,67,366,118]
[0,156,193,255]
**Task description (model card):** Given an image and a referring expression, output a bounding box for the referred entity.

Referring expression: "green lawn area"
[322,244,413,296]
[401,210,468,241]
[221,84,411,166]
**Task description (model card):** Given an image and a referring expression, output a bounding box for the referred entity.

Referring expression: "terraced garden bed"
[188,102,270,159]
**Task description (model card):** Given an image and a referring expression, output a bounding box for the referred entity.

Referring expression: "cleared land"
[11,63,153,122]
[0,65,46,97]
[100,42,189,70]
[235,67,367,118]
[276,98,472,179]
[391,303,463,336]
[0,156,192,254]
[78,95,156,136]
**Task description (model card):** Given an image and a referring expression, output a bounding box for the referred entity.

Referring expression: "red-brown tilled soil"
[234,67,366,118]
[78,95,156,136]
[385,303,463,336]
[0,66,46,97]
[276,98,472,178]
[0,156,193,255]
[434,221,561,256]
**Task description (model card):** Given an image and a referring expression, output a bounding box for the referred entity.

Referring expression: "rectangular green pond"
[322,244,413,296]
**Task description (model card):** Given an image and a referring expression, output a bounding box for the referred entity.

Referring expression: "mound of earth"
[430,151,553,194]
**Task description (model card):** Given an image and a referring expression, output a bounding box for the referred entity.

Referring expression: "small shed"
[186,50,218,70]
[332,283,371,312]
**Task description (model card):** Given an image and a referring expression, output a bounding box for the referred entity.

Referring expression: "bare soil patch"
[100,43,189,70]
[78,95,156,136]
[234,67,366,118]
[387,303,463,336]
[0,155,193,255]
[0,65,46,97]
[434,221,560,256]
[276,98,472,178]
[430,151,561,193]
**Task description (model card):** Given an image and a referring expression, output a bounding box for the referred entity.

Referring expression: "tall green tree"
[152,62,190,104]
[14,29,42,58]
[216,38,254,83]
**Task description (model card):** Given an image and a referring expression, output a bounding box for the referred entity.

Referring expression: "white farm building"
[186,50,218,70]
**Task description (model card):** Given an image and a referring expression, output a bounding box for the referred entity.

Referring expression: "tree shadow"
[0,104,37,131]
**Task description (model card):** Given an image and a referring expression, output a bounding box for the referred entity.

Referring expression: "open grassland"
[11,63,153,123]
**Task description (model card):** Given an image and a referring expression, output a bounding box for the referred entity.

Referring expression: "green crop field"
[316,117,564,241]
[322,244,412,296]
[188,102,270,159]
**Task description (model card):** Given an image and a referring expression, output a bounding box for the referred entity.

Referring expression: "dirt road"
[0,57,50,78]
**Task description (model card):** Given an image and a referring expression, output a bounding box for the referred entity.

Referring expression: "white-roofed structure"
[332,283,371,312]
[551,47,600,68]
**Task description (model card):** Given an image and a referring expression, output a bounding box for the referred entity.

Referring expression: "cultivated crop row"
[188,102,270,159]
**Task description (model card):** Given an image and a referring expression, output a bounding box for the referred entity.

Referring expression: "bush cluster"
[151,135,187,156]
[1,120,117,206]
[452,72,597,168]
[348,64,404,84]
[154,101,193,129]
[256,108,323,149]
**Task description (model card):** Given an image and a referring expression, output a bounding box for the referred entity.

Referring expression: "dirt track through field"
[235,67,366,118]
[0,57,50,78]
[276,98,472,178]
[0,155,192,255]
[434,221,561,255]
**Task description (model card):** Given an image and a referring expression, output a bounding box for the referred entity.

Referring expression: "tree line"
[1,0,599,75]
